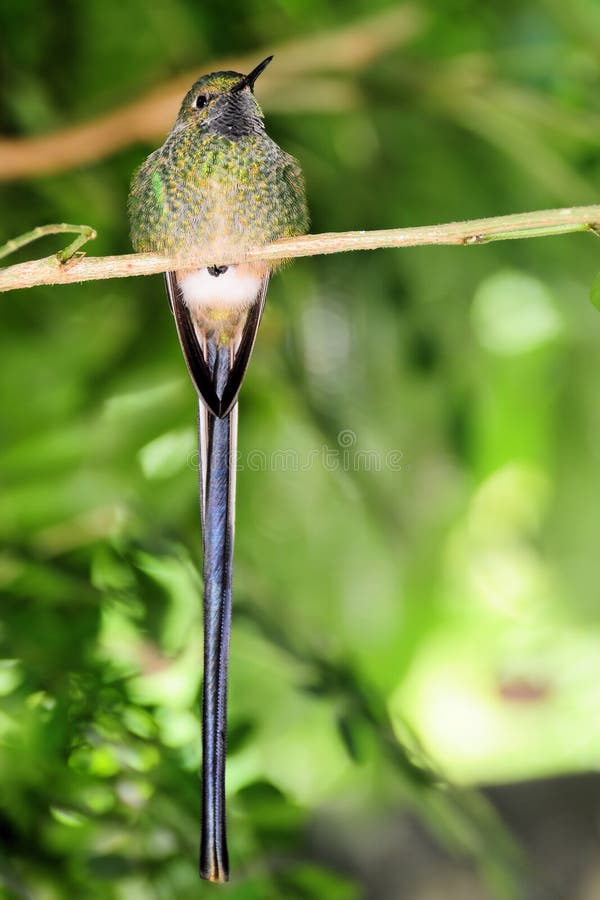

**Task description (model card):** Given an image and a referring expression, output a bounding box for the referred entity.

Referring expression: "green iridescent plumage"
[128,70,308,258]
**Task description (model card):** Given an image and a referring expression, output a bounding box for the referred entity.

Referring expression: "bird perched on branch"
[128,56,308,883]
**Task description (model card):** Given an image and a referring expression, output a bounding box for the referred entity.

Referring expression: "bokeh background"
[2,2,600,898]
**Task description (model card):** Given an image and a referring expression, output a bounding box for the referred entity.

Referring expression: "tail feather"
[198,343,237,883]
[165,270,269,882]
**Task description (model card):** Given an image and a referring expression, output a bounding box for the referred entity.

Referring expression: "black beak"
[230,55,273,93]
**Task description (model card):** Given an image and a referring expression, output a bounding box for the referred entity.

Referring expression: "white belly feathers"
[179,265,263,311]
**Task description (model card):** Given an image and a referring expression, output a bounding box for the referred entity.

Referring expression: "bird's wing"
[165,271,222,416]
[219,275,269,417]
[165,270,269,418]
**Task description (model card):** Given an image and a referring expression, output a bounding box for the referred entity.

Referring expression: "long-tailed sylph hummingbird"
[128,57,309,883]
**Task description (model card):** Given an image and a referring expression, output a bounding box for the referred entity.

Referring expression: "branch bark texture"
[0,206,598,294]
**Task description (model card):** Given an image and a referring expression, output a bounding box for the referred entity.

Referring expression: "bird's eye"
[195,94,208,109]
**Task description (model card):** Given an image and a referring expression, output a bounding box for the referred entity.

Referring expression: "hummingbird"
[128,57,309,882]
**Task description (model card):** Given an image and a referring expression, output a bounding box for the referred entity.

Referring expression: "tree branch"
[0,223,97,264]
[0,205,598,294]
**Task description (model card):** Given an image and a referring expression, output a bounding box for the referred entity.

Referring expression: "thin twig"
[0,205,599,294]
[0,223,97,264]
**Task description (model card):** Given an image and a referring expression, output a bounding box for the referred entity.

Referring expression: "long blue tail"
[198,343,237,883]
[164,271,269,882]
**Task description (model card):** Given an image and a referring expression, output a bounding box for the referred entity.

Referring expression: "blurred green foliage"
[2,1,600,897]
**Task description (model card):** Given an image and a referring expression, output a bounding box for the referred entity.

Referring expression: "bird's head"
[174,56,273,139]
